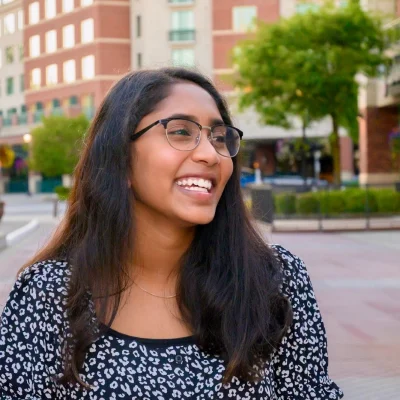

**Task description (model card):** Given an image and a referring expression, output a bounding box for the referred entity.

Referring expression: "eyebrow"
[167,113,225,126]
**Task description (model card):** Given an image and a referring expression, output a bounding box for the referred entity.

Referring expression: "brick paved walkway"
[265,230,400,400]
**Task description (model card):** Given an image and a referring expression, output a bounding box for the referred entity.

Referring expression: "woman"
[0,68,343,399]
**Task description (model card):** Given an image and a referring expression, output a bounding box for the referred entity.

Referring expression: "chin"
[178,212,216,227]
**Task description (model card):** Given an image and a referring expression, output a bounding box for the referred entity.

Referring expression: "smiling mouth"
[175,178,213,193]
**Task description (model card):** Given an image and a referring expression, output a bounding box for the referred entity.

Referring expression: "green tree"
[0,145,16,201]
[30,115,89,177]
[234,0,388,185]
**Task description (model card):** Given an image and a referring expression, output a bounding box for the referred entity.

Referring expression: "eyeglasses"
[130,117,243,158]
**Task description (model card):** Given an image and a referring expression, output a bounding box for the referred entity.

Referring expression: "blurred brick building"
[0,0,399,193]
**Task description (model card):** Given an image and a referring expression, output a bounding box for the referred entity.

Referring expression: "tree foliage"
[30,115,89,177]
[234,0,389,184]
[0,145,16,169]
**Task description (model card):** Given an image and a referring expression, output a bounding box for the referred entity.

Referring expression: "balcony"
[0,106,96,140]
[168,0,194,5]
[383,20,400,97]
[169,29,196,42]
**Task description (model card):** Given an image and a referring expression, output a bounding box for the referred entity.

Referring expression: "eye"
[169,128,192,136]
[214,136,226,143]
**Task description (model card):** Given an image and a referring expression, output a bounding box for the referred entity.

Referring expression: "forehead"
[153,82,222,120]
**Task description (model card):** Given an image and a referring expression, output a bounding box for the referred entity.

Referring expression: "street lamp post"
[23,134,33,196]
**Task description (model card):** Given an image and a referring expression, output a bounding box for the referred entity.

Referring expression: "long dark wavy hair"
[22,68,292,388]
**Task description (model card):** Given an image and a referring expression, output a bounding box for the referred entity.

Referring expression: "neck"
[132,202,196,285]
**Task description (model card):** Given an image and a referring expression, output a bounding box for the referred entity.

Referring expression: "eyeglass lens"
[165,119,240,157]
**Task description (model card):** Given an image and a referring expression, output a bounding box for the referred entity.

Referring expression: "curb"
[3,219,39,247]
[256,220,400,234]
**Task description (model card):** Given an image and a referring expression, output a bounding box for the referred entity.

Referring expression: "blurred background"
[0,0,399,398]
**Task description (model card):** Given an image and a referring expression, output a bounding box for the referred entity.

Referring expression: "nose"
[191,129,220,165]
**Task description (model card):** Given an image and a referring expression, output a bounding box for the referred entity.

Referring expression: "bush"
[54,186,71,201]
[274,193,296,215]
[344,188,378,213]
[296,193,319,215]
[318,191,346,215]
[373,189,400,213]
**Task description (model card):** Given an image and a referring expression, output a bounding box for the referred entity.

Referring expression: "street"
[0,195,399,399]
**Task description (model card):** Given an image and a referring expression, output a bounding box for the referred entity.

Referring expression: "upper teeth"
[176,178,212,190]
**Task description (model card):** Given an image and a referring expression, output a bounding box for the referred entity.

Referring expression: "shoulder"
[3,259,71,322]
[270,244,311,297]
[271,244,315,307]
[15,258,71,291]
[0,260,71,397]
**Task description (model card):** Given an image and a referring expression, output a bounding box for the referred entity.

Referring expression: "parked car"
[263,175,329,187]
[240,168,256,187]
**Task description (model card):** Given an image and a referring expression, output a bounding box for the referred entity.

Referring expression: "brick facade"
[24,0,130,110]
[212,0,280,91]
[359,106,400,183]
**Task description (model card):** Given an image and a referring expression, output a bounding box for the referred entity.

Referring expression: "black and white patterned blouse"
[0,245,343,399]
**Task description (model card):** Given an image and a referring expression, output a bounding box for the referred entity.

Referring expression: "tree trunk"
[301,121,307,186]
[331,115,341,186]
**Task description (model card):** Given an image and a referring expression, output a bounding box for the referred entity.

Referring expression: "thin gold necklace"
[133,280,177,299]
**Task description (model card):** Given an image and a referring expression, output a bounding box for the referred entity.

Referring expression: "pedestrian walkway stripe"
[5,219,39,246]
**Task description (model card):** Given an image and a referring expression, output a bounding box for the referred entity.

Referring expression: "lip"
[175,183,215,201]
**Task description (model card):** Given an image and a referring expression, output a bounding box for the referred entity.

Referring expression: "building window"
[136,15,141,37]
[19,44,24,60]
[172,48,195,67]
[6,77,14,95]
[45,0,57,19]
[17,10,24,30]
[81,0,93,6]
[295,3,319,14]
[81,18,94,43]
[46,30,57,53]
[137,52,142,69]
[63,60,76,83]
[62,0,74,13]
[31,68,41,89]
[4,13,16,35]
[46,64,58,86]
[63,24,75,48]
[20,74,25,92]
[5,46,14,64]
[29,2,40,25]
[232,6,257,32]
[29,35,41,58]
[82,55,95,79]
[171,11,194,30]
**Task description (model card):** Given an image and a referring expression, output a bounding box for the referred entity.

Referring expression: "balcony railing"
[384,19,400,96]
[0,106,96,130]
[385,18,400,46]
[168,0,194,5]
[169,29,196,42]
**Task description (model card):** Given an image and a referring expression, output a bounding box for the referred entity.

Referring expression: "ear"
[127,179,132,188]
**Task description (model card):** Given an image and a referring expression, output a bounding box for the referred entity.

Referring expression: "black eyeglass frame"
[130,117,244,157]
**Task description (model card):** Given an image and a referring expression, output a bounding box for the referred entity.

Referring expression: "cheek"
[221,159,234,187]
[131,147,183,196]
